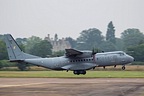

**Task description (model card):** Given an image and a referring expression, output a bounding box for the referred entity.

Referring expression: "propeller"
[92,48,98,56]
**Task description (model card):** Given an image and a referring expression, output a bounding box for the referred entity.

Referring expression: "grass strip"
[0,71,144,78]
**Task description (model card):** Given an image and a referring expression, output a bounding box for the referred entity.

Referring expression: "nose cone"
[127,55,134,63]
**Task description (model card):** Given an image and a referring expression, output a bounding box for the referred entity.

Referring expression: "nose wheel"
[122,66,125,70]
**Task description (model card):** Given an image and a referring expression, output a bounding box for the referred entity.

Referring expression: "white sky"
[0,0,144,39]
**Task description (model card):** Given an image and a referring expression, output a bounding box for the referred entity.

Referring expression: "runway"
[0,78,144,96]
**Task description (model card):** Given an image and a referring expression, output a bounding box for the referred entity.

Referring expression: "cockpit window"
[119,52,124,56]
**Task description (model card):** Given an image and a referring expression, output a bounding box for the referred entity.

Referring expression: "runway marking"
[0,82,48,88]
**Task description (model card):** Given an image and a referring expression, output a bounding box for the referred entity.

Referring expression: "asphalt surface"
[0,78,144,96]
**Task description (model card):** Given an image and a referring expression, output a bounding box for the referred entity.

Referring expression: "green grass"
[0,71,144,78]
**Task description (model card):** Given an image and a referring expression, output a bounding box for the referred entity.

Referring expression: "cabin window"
[70,58,94,62]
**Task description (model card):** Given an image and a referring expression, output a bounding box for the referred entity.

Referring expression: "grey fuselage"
[24,51,134,71]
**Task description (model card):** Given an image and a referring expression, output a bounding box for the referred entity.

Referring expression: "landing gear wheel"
[114,65,116,68]
[73,70,86,75]
[103,66,105,69]
[81,70,86,75]
[73,70,79,75]
[122,66,125,70]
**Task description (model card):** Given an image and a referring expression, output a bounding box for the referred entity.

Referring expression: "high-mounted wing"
[65,49,83,57]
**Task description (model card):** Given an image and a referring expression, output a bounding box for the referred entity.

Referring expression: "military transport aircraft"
[4,34,134,75]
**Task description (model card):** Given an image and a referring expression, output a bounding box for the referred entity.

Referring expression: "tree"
[76,28,104,50]
[16,38,27,45]
[65,37,77,48]
[30,40,52,57]
[52,50,65,57]
[15,38,27,52]
[106,21,116,44]
[115,38,124,50]
[121,28,144,49]
[0,35,4,40]
[99,41,117,52]
[0,40,8,60]
[0,61,3,69]
[25,36,42,53]
[127,44,144,62]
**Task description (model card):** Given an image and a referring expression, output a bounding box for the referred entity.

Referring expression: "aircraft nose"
[128,55,134,62]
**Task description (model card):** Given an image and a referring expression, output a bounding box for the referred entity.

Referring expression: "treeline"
[0,21,144,70]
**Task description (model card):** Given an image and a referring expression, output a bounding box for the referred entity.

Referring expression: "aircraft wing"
[65,49,83,57]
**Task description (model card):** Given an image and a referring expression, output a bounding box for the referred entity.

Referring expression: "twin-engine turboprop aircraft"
[4,34,134,75]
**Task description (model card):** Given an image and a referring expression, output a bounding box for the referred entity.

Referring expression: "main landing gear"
[73,70,86,75]
[122,66,125,70]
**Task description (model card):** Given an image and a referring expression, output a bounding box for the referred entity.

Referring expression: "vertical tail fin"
[4,34,40,61]
[4,34,24,60]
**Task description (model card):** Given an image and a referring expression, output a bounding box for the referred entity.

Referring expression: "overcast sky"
[0,0,144,39]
